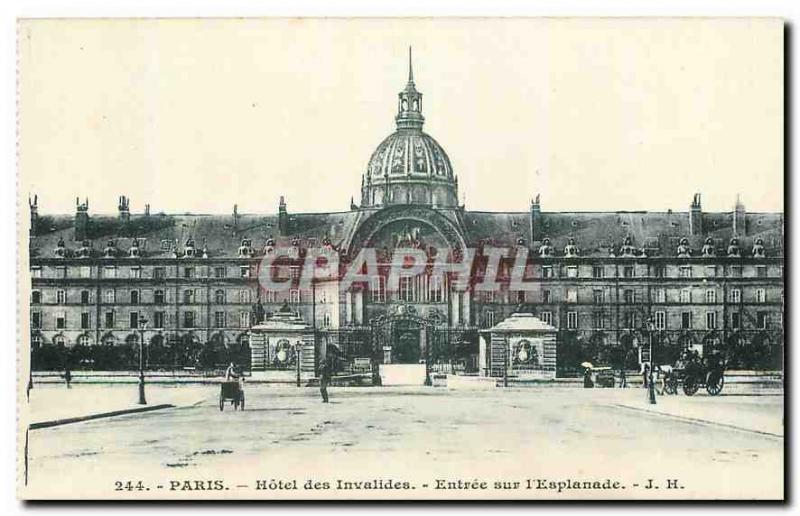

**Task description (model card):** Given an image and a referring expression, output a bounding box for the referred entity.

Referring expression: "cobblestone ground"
[24,385,783,500]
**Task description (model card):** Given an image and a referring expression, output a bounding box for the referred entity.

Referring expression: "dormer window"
[183,238,196,258]
[129,239,141,258]
[238,238,253,258]
[54,237,67,258]
[103,239,116,258]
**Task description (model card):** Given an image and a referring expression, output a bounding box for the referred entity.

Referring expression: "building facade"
[28,54,784,376]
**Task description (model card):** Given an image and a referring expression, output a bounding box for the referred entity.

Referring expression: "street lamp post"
[646,316,656,405]
[295,342,302,388]
[138,315,148,405]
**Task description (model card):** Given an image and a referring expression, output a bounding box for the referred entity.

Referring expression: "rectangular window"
[154,289,165,304]
[705,289,716,304]
[540,311,552,326]
[623,266,635,278]
[566,266,578,278]
[104,266,116,278]
[592,266,604,279]
[679,266,692,278]
[567,311,578,330]
[705,266,717,278]
[154,267,166,280]
[706,312,717,330]
[655,311,666,330]
[31,267,42,278]
[214,267,226,278]
[130,311,139,329]
[31,291,41,304]
[757,312,768,329]
[184,267,195,279]
[154,311,165,329]
[81,312,90,329]
[655,288,666,304]
[756,289,766,303]
[542,289,551,304]
[623,312,636,329]
[593,289,604,304]
[105,290,115,304]
[730,289,741,304]
[370,277,386,303]
[31,312,41,329]
[239,290,251,304]
[680,289,691,304]
[56,266,67,278]
[681,312,692,329]
[592,311,605,329]
[183,311,195,328]
[623,289,634,304]
[323,313,332,328]
[654,266,666,278]
[729,266,742,278]
[214,311,225,328]
[57,290,66,304]
[56,313,66,330]
[131,267,142,279]
[756,266,767,278]
[130,290,140,304]
[80,290,90,304]
[399,278,413,302]
[240,266,251,279]
[485,311,495,328]
[79,266,91,278]
[105,311,115,329]
[240,311,250,328]
[290,289,300,305]
[183,290,195,304]
[566,288,577,303]
[290,266,301,280]
[542,266,554,279]
[731,312,741,330]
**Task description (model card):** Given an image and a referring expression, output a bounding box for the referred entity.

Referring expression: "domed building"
[27,50,784,384]
[361,53,458,209]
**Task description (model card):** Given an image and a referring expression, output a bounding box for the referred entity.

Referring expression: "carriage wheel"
[706,373,724,396]
[665,376,678,395]
[683,376,699,396]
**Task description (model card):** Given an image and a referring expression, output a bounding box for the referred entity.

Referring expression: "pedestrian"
[641,363,649,389]
[319,359,330,403]
[618,368,627,388]
[63,365,72,389]
[583,367,594,388]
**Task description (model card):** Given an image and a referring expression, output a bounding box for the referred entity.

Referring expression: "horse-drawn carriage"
[219,381,245,411]
[663,351,725,396]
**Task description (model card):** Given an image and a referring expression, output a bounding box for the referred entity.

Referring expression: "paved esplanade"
[26,386,783,500]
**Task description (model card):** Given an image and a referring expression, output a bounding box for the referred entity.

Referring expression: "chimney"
[530,194,542,245]
[733,194,746,236]
[144,203,150,217]
[75,197,90,241]
[29,194,39,232]
[278,196,288,236]
[118,195,130,222]
[233,204,239,232]
[689,193,703,236]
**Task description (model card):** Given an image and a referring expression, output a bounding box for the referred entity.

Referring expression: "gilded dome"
[366,131,454,179]
[360,49,459,208]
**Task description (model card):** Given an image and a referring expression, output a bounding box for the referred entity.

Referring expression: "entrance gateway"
[372,305,437,386]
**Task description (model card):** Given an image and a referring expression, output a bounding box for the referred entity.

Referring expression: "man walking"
[319,359,330,403]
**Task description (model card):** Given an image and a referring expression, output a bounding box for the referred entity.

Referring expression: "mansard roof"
[29,208,783,260]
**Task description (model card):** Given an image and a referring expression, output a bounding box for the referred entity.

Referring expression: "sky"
[18,17,783,215]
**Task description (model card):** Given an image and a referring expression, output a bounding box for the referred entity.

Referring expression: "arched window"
[77,335,92,346]
[240,289,251,304]
[154,289,165,304]
[54,335,66,347]
[80,290,90,304]
[31,334,42,348]
[126,334,140,346]
[102,335,116,346]
[215,289,225,304]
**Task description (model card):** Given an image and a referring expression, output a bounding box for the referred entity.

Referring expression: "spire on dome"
[396,47,425,131]
[408,46,414,83]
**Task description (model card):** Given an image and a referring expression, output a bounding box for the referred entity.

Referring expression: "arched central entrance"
[369,305,439,385]
[391,319,422,364]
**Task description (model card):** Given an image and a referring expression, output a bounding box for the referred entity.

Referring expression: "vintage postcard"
[17,18,784,500]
